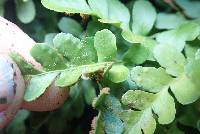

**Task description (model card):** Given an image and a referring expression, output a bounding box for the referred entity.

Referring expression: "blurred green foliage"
[1,0,200,134]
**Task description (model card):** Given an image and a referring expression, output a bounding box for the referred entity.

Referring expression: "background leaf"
[6,110,30,134]
[132,0,156,35]
[156,12,186,29]
[86,20,109,36]
[58,17,83,37]
[41,0,92,14]
[175,0,200,18]
[156,22,200,51]
[15,0,36,23]
[0,0,5,16]
[88,0,130,29]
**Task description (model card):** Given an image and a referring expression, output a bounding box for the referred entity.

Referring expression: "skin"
[0,17,69,128]
[0,56,25,129]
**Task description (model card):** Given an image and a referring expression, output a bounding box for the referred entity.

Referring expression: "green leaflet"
[53,33,81,65]
[170,22,200,41]
[104,111,124,134]
[120,109,156,134]
[94,29,117,62]
[122,89,175,125]
[131,67,172,93]
[31,43,67,71]
[156,12,187,29]
[170,74,200,104]
[107,64,129,83]
[153,45,186,77]
[97,95,124,134]
[185,59,200,87]
[156,22,200,51]
[33,34,97,68]
[41,0,92,14]
[175,0,200,18]
[55,68,82,87]
[15,0,36,23]
[93,92,124,134]
[132,0,156,35]
[24,72,59,101]
[53,33,97,65]
[121,30,156,45]
[152,87,176,124]
[122,90,156,111]
[123,44,149,65]
[121,30,156,61]
[103,95,123,116]
[58,17,83,37]
[79,37,98,63]
[88,0,130,29]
